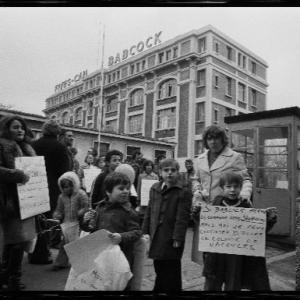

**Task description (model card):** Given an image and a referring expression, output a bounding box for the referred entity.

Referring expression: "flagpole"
[97,23,105,157]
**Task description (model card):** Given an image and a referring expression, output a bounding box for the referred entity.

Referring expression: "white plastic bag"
[65,244,132,291]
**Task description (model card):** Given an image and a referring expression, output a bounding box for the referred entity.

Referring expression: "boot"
[6,244,25,291]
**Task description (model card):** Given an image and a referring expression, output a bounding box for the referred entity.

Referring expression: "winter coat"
[32,136,71,213]
[142,181,192,260]
[192,147,253,264]
[79,199,142,268]
[53,171,89,223]
[202,195,276,290]
[195,147,252,203]
[0,137,36,244]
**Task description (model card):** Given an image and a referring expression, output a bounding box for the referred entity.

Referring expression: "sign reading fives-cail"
[198,205,266,257]
[15,156,50,220]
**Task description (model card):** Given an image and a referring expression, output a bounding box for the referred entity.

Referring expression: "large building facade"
[44,25,268,166]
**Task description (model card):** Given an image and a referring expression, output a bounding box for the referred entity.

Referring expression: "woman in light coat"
[191,125,252,264]
[0,115,37,290]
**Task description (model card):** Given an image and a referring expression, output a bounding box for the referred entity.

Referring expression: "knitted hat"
[42,119,61,136]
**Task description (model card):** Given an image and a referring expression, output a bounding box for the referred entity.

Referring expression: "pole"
[296,196,300,290]
[97,23,105,157]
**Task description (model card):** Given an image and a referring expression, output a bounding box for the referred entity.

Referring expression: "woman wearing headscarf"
[0,115,37,290]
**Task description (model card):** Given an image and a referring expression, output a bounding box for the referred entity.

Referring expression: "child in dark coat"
[79,172,142,276]
[142,158,192,292]
[193,172,277,291]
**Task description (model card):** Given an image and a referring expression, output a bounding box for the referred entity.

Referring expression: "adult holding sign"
[0,115,36,290]
[192,172,277,291]
[191,125,253,265]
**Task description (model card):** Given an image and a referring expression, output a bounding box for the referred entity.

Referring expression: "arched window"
[129,89,144,107]
[61,111,69,124]
[74,107,83,125]
[158,79,177,100]
[88,101,94,115]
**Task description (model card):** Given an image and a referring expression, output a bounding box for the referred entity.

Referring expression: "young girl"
[79,172,142,289]
[52,171,89,270]
[193,172,277,291]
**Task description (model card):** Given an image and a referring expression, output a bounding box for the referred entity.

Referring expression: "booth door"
[254,126,290,236]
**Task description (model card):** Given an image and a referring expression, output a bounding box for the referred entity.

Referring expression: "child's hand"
[266,207,278,220]
[83,210,96,223]
[108,232,122,244]
[173,240,182,248]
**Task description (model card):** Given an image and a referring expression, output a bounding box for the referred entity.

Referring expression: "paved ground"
[21,228,295,291]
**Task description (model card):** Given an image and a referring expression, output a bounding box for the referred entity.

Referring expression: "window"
[226,77,232,96]
[90,80,94,89]
[112,73,115,82]
[166,50,172,61]
[105,119,118,133]
[142,60,146,70]
[173,46,178,58]
[108,75,111,84]
[243,56,246,69]
[194,140,203,157]
[127,146,141,161]
[213,108,219,124]
[136,62,140,73]
[157,107,176,129]
[226,46,232,60]
[214,41,219,54]
[96,76,101,86]
[198,37,206,53]
[85,82,88,90]
[238,53,242,66]
[158,79,177,99]
[238,83,246,102]
[158,52,164,64]
[251,88,257,107]
[129,89,144,107]
[88,101,93,115]
[195,102,205,122]
[61,112,69,124]
[106,97,118,112]
[197,69,206,87]
[251,61,257,74]
[116,71,120,80]
[214,75,219,88]
[74,107,83,124]
[128,114,143,133]
[225,107,234,117]
[130,64,135,75]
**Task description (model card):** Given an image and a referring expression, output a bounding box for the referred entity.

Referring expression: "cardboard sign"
[140,179,158,206]
[83,168,101,193]
[15,156,50,220]
[64,229,112,275]
[198,205,266,257]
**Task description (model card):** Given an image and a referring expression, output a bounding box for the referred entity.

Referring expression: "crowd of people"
[0,115,278,292]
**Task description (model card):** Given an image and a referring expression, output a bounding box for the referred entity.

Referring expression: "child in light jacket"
[52,171,89,270]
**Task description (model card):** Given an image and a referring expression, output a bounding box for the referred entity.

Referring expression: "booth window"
[158,79,177,99]
[157,107,176,130]
[129,89,144,107]
[257,126,288,189]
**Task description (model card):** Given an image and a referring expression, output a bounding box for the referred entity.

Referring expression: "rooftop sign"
[55,70,88,93]
[108,31,162,67]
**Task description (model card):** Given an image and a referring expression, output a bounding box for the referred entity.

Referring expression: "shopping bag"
[65,244,132,291]
[61,222,80,243]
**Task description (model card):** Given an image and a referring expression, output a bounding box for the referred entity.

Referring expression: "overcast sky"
[1,7,300,115]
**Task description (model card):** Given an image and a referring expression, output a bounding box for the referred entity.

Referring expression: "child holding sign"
[79,172,142,289]
[193,172,277,291]
[52,171,89,270]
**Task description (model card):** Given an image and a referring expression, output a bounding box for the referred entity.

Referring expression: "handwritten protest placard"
[15,156,50,220]
[140,179,158,206]
[64,229,112,275]
[198,205,266,257]
[83,168,102,193]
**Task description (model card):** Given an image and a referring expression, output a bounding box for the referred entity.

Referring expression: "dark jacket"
[32,135,71,213]
[79,199,142,268]
[0,137,36,244]
[90,169,110,208]
[202,195,277,290]
[142,181,192,260]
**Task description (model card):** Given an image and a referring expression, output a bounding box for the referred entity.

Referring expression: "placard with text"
[198,205,266,257]
[15,156,50,220]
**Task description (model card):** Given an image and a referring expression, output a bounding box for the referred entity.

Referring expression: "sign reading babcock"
[108,31,162,67]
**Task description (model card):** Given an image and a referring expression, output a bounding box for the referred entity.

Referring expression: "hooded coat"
[0,116,36,245]
[53,171,89,223]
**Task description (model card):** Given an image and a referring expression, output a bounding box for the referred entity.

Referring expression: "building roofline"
[224,106,300,124]
[0,108,46,121]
